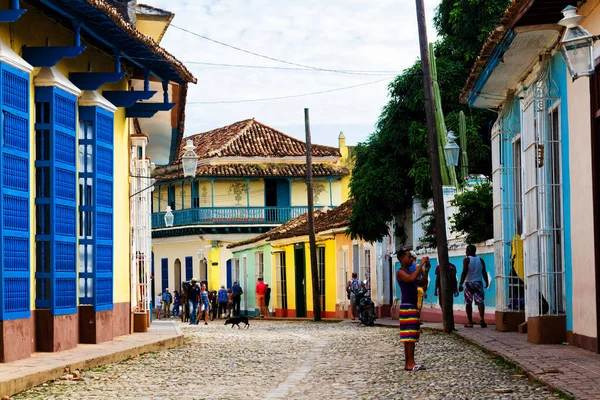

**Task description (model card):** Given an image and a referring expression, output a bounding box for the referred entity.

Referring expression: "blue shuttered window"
[161,258,168,291]
[78,106,114,311]
[185,256,193,281]
[35,86,78,315]
[0,65,30,320]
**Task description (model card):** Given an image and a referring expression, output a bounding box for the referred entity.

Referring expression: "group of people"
[170,277,271,325]
[155,288,181,319]
[396,244,489,372]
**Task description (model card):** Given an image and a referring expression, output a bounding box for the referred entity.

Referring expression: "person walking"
[264,283,271,318]
[210,290,218,321]
[346,272,365,320]
[200,283,210,325]
[217,285,228,319]
[172,290,181,318]
[187,279,200,325]
[256,277,267,318]
[232,281,243,316]
[226,288,233,318]
[459,244,489,328]
[396,248,430,372]
[155,293,163,320]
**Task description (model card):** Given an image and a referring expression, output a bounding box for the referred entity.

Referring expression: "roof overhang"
[467,26,560,109]
[34,0,196,84]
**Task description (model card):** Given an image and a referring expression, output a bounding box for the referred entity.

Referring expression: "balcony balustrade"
[152,206,327,229]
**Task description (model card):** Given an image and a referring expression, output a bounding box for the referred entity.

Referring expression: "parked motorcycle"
[354,288,376,326]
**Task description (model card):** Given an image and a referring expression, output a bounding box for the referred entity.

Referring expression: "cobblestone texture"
[13,320,561,399]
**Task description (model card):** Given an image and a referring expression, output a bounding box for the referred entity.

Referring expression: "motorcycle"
[354,288,376,326]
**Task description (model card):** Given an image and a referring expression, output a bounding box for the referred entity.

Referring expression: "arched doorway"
[199,259,208,288]
[174,259,182,292]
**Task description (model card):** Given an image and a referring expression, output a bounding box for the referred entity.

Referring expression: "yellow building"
[227,200,388,319]
[0,0,195,363]
[151,119,350,297]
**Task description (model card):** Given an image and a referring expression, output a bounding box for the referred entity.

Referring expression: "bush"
[449,182,493,244]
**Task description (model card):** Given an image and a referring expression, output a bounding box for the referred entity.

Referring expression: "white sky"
[143,0,441,147]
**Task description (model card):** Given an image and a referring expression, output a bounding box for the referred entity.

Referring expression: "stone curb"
[0,331,184,398]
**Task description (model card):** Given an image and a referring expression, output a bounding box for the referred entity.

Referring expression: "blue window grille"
[78,106,114,311]
[161,258,168,291]
[185,256,193,281]
[34,86,78,316]
[0,65,30,321]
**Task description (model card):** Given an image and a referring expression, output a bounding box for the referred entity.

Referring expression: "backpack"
[167,293,173,303]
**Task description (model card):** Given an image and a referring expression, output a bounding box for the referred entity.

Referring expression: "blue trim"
[185,256,193,281]
[69,72,126,91]
[0,64,30,321]
[102,90,156,108]
[34,86,78,316]
[161,258,169,292]
[467,29,517,108]
[550,54,573,330]
[22,46,86,67]
[78,105,115,312]
[0,9,26,23]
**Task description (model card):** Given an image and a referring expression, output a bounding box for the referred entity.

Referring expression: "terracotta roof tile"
[155,163,348,181]
[178,119,341,160]
[227,212,314,249]
[269,199,354,241]
[84,0,196,84]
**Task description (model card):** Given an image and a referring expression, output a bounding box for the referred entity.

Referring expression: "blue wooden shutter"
[78,105,114,311]
[0,65,30,320]
[161,258,168,291]
[35,86,78,316]
[185,256,193,281]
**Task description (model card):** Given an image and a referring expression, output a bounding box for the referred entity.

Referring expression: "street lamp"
[559,5,597,80]
[181,139,199,177]
[443,130,460,167]
[164,206,174,227]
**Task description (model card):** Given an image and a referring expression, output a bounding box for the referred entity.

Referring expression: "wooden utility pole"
[414,0,455,333]
[304,108,322,321]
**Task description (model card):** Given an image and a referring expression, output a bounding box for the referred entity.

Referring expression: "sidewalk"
[376,318,600,399]
[0,321,183,398]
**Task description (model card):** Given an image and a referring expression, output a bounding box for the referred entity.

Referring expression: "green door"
[294,243,306,317]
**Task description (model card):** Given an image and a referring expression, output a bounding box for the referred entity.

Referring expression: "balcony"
[152,206,323,229]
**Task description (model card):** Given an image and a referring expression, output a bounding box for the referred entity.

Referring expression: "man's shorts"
[162,302,170,311]
[257,294,266,307]
[464,281,485,305]
[350,296,357,308]
[399,304,420,343]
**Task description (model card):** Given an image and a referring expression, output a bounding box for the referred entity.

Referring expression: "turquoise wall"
[396,252,496,309]
[231,243,273,316]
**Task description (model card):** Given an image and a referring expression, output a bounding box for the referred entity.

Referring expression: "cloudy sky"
[143,0,441,147]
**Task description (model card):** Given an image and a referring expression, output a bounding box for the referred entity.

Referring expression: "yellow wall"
[136,17,170,43]
[291,179,342,207]
[3,2,131,308]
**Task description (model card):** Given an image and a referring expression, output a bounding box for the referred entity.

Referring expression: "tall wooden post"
[414,0,455,332]
[304,108,322,321]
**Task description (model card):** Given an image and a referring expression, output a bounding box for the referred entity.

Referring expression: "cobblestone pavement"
[13,320,562,400]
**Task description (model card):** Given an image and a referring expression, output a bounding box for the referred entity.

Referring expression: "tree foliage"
[449,182,493,244]
[348,0,510,242]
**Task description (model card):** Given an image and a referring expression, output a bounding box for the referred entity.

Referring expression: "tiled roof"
[137,3,173,17]
[269,199,354,241]
[227,212,314,249]
[84,0,196,84]
[177,119,341,160]
[155,163,348,181]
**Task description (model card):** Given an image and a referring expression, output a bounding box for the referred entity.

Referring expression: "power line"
[170,24,399,76]
[187,77,394,105]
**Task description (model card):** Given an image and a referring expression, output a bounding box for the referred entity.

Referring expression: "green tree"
[449,182,493,244]
[348,0,510,241]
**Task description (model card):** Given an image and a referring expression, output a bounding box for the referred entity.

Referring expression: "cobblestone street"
[14,320,561,399]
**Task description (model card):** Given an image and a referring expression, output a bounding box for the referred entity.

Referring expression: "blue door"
[226,259,232,289]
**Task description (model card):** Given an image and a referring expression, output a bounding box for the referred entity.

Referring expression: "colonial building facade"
[151,120,350,301]
[0,0,194,362]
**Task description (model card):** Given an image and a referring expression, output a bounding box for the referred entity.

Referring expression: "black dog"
[224,316,250,329]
